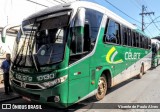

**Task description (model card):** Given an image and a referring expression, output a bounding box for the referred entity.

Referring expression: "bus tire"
[95,75,107,100]
[137,65,144,79]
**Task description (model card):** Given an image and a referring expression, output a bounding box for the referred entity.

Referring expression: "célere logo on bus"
[106,46,141,64]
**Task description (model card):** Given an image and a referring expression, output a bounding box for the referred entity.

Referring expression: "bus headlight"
[41,75,68,88]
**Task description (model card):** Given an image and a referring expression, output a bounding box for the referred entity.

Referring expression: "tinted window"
[148,39,151,49]
[104,19,121,44]
[128,29,132,46]
[142,36,145,48]
[136,33,139,47]
[69,8,103,64]
[122,27,128,45]
[139,35,143,48]
[132,32,136,47]
[85,9,103,49]
[145,37,148,49]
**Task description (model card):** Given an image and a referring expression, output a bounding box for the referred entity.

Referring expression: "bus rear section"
[151,39,160,68]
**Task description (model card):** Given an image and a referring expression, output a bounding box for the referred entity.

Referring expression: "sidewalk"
[0,83,21,103]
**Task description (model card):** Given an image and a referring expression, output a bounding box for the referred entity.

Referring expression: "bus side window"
[128,28,132,46]
[147,38,149,49]
[142,36,145,48]
[148,39,151,49]
[142,36,146,49]
[104,19,121,44]
[144,37,146,49]
[83,22,91,52]
[144,37,148,49]
[122,26,128,45]
[116,23,121,44]
[139,35,142,48]
[69,8,103,64]
[132,32,136,47]
[136,33,139,47]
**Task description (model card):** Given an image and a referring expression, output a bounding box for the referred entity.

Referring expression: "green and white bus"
[4,1,152,108]
[151,38,160,68]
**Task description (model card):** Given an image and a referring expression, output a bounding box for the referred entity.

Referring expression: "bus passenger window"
[69,8,103,64]
[122,27,128,45]
[142,36,145,48]
[104,19,121,44]
[145,37,148,49]
[132,32,136,47]
[139,35,144,48]
[128,29,132,46]
[148,39,151,49]
[136,33,139,47]
[139,35,142,48]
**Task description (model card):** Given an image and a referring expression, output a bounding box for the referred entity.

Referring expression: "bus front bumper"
[11,80,69,108]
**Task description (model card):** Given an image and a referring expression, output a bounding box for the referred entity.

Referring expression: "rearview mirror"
[74,8,86,27]
[1,25,11,43]
[1,25,20,43]
[71,8,86,54]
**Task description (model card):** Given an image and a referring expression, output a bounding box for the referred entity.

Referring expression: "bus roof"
[151,38,160,43]
[134,29,150,38]
[24,1,136,29]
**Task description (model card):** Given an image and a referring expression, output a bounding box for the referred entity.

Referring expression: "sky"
[89,0,160,38]
[0,0,160,37]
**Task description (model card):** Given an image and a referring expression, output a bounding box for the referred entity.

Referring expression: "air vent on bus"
[25,84,42,90]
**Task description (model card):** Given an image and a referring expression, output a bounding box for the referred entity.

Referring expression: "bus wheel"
[137,65,144,79]
[95,75,107,100]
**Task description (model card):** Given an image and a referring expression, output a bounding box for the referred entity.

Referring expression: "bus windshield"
[13,12,71,69]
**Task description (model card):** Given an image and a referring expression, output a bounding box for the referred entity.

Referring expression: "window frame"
[69,8,103,64]
[103,18,121,45]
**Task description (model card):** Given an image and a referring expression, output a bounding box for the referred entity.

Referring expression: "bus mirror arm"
[1,25,11,43]
[1,24,20,43]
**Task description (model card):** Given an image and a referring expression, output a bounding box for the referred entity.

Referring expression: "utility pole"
[139,5,154,32]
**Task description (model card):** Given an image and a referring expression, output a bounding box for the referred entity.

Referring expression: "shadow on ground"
[29,77,138,112]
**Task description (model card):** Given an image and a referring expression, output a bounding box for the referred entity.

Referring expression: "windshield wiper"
[17,19,40,71]
[27,19,40,72]
[13,34,28,68]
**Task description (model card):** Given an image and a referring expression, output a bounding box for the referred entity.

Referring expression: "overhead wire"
[26,0,49,7]
[102,0,141,24]
[52,0,63,4]
[130,0,141,11]
[142,4,160,33]
[142,0,160,27]
[45,0,56,5]
[141,0,160,36]
[101,0,157,36]
[60,0,67,3]
[146,29,153,37]
[133,0,158,36]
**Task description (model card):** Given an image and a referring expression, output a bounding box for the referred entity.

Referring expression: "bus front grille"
[11,79,45,90]
[25,84,42,89]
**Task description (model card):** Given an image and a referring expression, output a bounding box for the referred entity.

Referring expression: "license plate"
[22,96,31,102]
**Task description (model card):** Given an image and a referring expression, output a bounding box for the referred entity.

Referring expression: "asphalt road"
[2,66,160,112]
